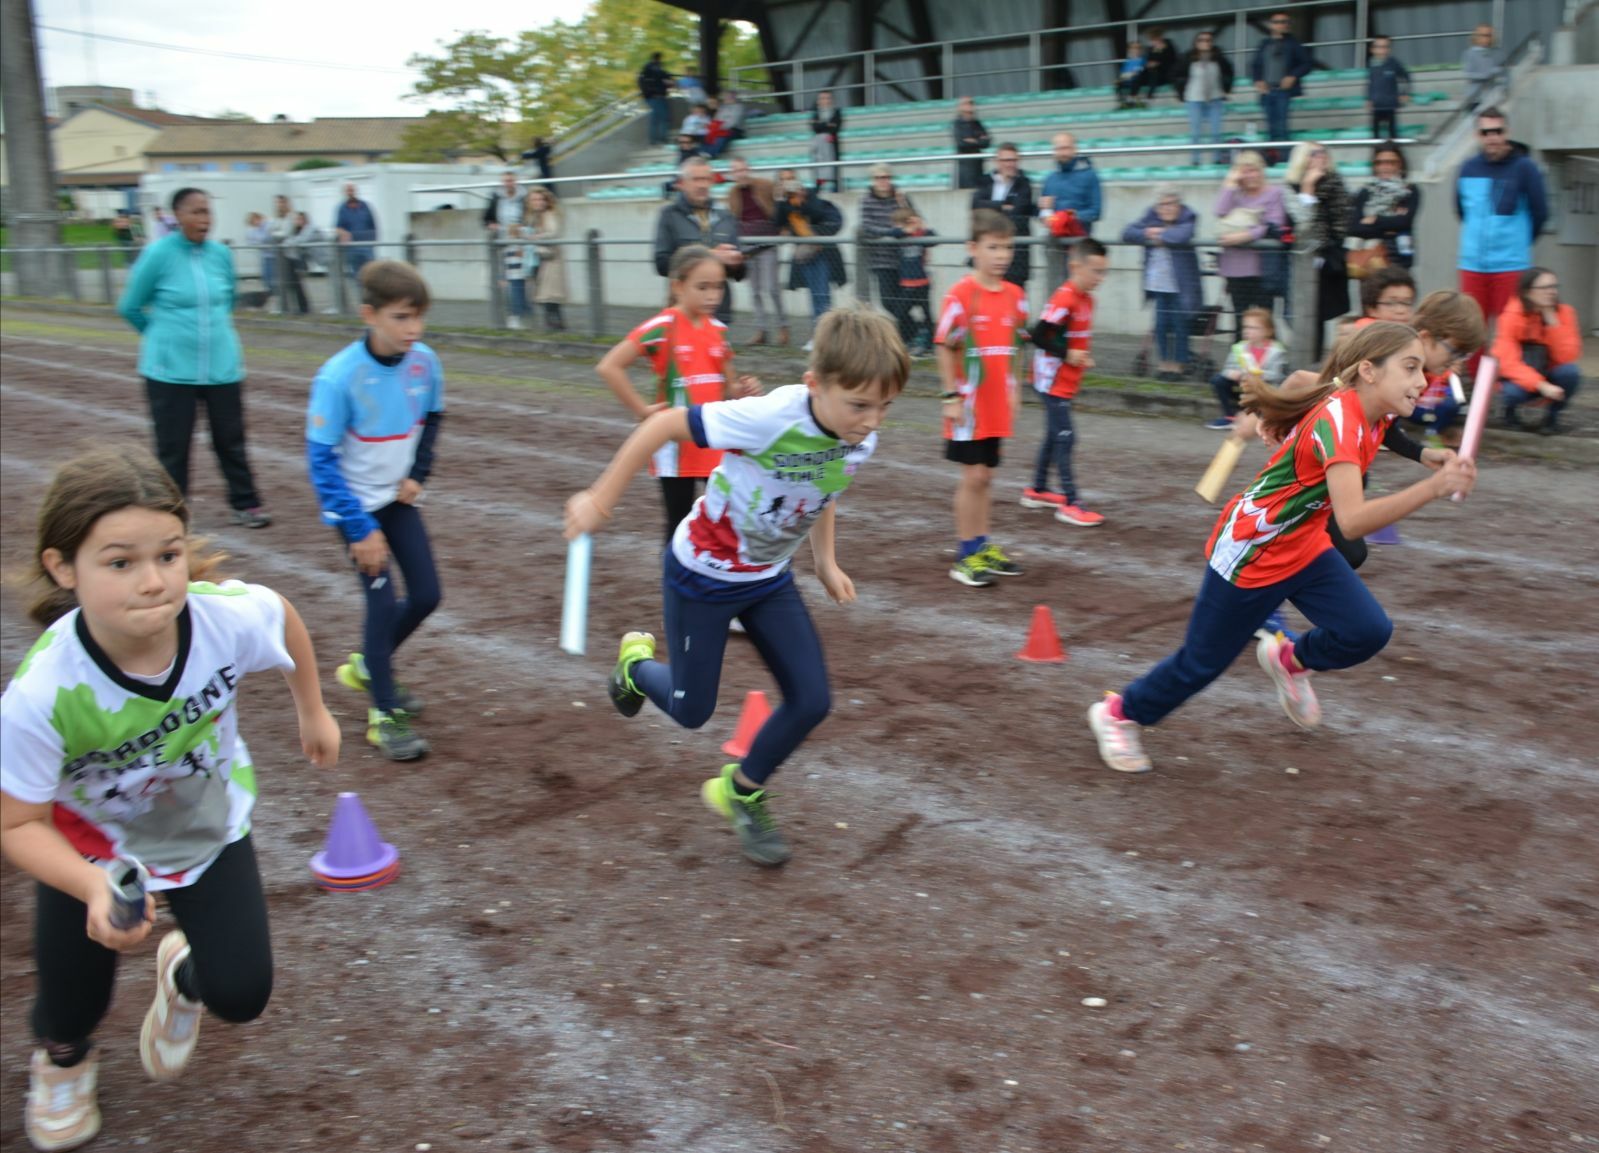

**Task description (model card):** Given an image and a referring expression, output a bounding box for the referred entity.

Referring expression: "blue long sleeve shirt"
[1040,158,1102,230]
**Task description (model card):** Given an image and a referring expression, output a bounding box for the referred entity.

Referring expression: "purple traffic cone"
[311,792,400,889]
[1368,522,1402,545]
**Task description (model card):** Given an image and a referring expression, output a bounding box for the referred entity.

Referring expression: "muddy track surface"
[2,306,1597,1153]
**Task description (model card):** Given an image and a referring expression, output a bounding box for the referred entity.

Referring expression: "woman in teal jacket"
[117,187,270,527]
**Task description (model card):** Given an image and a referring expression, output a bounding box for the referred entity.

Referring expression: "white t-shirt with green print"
[0,581,292,890]
[672,385,879,584]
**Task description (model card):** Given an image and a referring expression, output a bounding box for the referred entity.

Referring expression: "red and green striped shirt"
[1206,390,1392,588]
[628,307,731,478]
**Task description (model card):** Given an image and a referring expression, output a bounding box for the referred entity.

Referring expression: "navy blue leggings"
[1031,394,1078,502]
[1121,548,1393,727]
[632,572,831,786]
[355,501,441,712]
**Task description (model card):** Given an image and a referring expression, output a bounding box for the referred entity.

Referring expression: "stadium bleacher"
[588,66,1464,201]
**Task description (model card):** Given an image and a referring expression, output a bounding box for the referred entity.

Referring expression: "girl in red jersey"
[1087,323,1477,774]
[598,246,760,541]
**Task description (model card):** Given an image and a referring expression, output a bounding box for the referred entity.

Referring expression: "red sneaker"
[1019,488,1067,510]
[1055,504,1105,527]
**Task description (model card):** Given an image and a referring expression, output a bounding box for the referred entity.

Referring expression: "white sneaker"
[507,315,524,330]
[25,1049,101,1151]
[139,931,202,1082]
[802,340,814,352]
[1087,696,1152,774]
[1256,632,1321,729]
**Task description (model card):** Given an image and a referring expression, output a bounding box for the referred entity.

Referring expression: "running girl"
[1,448,339,1151]
[566,305,908,865]
[597,245,760,542]
[1087,323,1477,774]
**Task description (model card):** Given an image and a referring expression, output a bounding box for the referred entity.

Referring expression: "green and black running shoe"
[608,631,656,717]
[337,652,424,716]
[701,764,792,867]
[367,708,429,761]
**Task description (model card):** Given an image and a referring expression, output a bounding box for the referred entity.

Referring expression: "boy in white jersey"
[2,448,339,1151]
[565,306,909,865]
[307,261,444,760]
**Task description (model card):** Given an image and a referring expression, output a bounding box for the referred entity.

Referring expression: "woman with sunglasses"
[1492,268,1583,435]
[1349,142,1419,268]
[1176,30,1234,166]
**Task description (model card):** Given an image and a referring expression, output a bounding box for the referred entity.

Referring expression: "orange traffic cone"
[721,690,772,759]
[1016,605,1067,663]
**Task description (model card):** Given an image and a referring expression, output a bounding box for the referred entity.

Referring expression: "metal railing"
[411,135,1417,203]
[731,0,1491,108]
[4,232,1331,373]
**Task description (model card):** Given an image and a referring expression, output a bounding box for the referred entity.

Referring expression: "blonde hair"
[1284,141,1337,185]
[1243,321,1418,441]
[1230,150,1267,175]
[26,448,222,626]
[809,303,910,396]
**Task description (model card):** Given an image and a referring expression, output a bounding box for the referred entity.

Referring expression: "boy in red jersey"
[936,208,1030,588]
[1021,238,1109,526]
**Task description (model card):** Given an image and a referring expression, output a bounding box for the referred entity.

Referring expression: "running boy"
[2,448,339,1151]
[1087,323,1477,774]
[937,208,1030,588]
[564,306,907,867]
[1023,237,1109,526]
[307,260,444,761]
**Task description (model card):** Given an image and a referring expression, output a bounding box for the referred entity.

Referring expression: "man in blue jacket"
[1250,12,1312,163]
[1455,106,1549,331]
[1040,132,1101,287]
[335,183,378,282]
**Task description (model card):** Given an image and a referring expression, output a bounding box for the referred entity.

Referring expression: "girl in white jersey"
[566,306,908,866]
[1,449,339,1151]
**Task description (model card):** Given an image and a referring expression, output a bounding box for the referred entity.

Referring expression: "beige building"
[143,118,429,174]
[54,104,209,215]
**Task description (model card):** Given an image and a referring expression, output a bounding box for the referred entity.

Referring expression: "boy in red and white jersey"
[935,209,1030,588]
[1022,238,1109,526]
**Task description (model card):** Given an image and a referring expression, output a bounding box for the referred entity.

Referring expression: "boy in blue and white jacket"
[306,261,444,761]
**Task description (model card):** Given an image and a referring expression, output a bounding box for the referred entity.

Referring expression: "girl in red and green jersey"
[1087,323,1478,775]
[598,246,760,541]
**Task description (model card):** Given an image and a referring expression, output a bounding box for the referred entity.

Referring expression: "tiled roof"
[146,118,426,157]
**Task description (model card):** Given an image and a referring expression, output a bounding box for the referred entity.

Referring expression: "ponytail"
[1243,321,1420,442]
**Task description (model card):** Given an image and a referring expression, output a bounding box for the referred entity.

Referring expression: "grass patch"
[1,223,126,271]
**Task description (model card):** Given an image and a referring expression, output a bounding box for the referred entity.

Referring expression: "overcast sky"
[35,0,571,121]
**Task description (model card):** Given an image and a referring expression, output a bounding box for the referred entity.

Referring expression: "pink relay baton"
[1451,355,1496,503]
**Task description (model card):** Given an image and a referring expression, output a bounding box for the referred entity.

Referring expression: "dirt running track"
[1,305,1596,1153]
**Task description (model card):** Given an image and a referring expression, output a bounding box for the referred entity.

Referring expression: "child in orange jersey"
[598,245,760,541]
[1022,237,1110,526]
[936,209,1030,588]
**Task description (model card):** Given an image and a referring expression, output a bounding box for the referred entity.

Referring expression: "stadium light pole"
[2,0,66,296]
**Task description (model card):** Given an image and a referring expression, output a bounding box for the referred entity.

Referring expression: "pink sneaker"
[1087,695,1152,774]
[1257,632,1321,729]
[1056,504,1105,527]
[1020,488,1067,510]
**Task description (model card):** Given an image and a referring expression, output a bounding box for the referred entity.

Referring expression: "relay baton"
[559,532,592,656]
[1195,437,1245,504]
[106,855,150,930]
[1451,355,1496,503]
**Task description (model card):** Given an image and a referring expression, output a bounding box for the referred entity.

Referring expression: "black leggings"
[33,835,272,1045]
[144,378,262,511]
[660,477,703,545]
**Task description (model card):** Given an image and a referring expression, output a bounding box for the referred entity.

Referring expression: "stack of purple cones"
[310,792,400,891]
[1368,523,1402,546]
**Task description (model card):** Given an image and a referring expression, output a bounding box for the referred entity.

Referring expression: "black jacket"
[775,194,847,290]
[653,194,746,280]
[971,170,1036,285]
[638,60,672,99]
[1173,51,1236,99]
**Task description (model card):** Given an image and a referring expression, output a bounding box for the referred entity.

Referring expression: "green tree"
[396,1,762,162]
[291,157,345,171]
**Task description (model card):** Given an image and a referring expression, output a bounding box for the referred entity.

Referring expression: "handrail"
[409,136,1415,198]
[731,0,1494,105]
